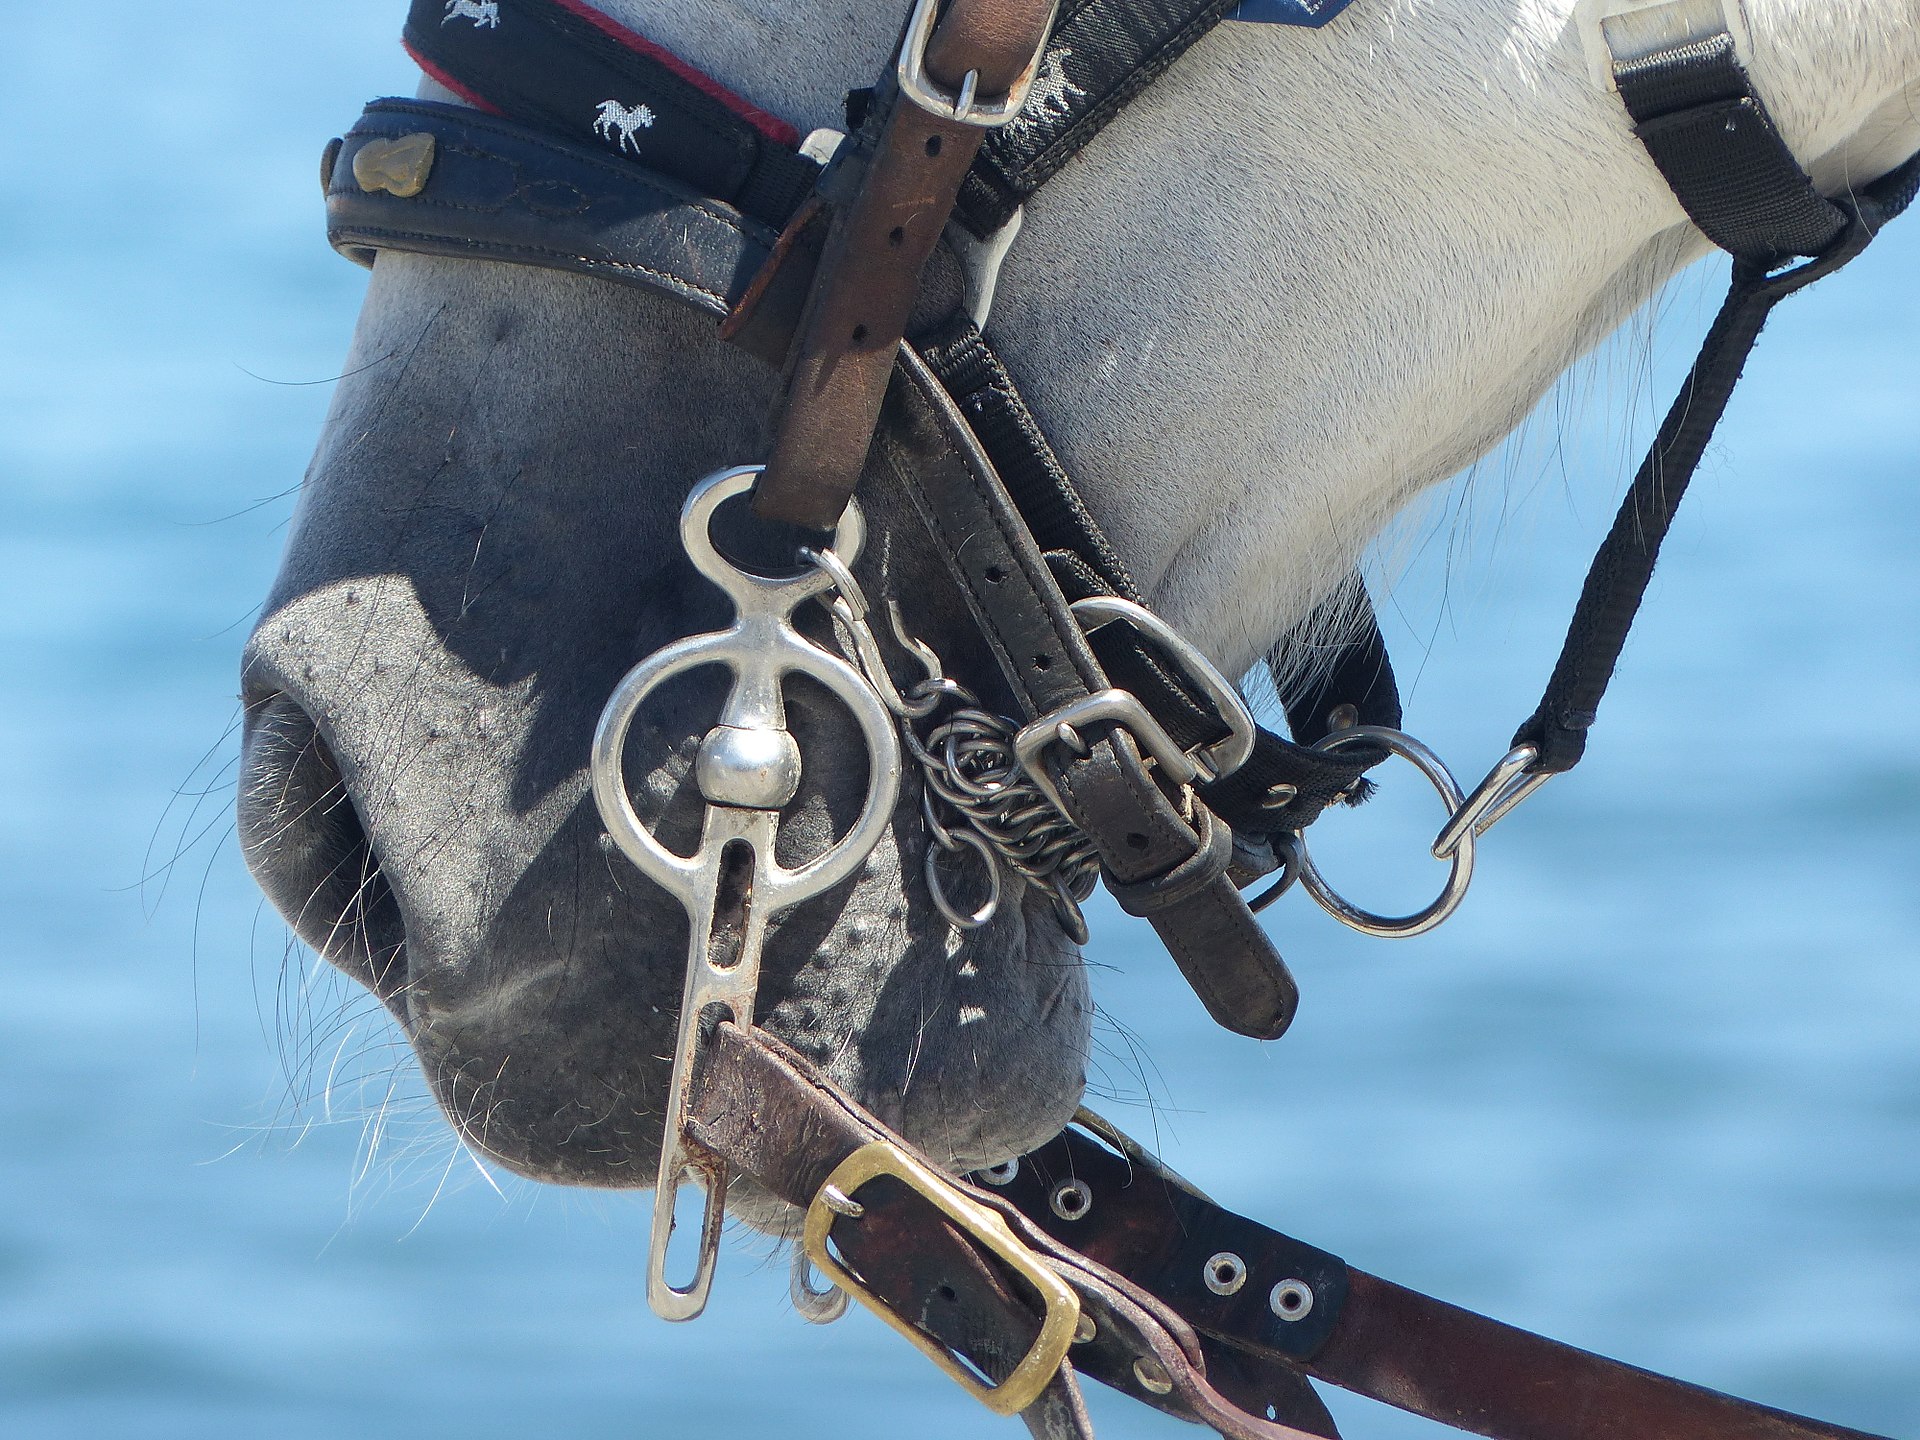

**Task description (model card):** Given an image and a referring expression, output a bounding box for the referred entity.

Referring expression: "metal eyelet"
[1049,1179,1093,1221]
[1132,1357,1174,1395]
[977,1158,1020,1187]
[1270,1279,1314,1321]
[1203,1252,1248,1296]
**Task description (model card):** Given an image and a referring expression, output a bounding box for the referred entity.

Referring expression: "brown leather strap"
[879,347,1300,1038]
[990,1126,1894,1440]
[689,1024,1323,1440]
[1307,1272,1888,1440]
[688,1026,1889,1440]
[751,0,1056,529]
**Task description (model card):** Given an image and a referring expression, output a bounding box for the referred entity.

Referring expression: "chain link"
[813,561,1099,942]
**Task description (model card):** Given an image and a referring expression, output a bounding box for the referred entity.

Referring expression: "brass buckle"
[803,1141,1080,1416]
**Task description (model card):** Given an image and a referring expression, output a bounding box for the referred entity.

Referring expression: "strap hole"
[935,1283,957,1303]
[888,225,905,246]
[983,565,1007,584]
[1125,833,1148,852]
[1031,654,1052,672]
[851,323,868,343]
[925,135,943,157]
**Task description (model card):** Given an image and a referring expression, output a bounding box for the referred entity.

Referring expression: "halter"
[320,0,1917,1435]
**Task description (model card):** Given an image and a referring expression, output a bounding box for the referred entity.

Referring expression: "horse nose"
[238,688,407,1004]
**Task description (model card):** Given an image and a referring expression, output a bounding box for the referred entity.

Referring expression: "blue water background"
[3,4,1917,1436]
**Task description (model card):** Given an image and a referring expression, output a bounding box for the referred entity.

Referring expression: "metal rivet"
[820,1185,865,1219]
[1132,1357,1174,1395]
[1049,1179,1093,1221]
[1203,1252,1248,1296]
[1326,703,1360,732]
[978,1158,1020,1187]
[1260,783,1300,810]
[1074,1314,1097,1344]
[1270,1279,1314,1321]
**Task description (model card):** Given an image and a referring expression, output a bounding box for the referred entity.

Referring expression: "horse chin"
[237,656,1092,1195]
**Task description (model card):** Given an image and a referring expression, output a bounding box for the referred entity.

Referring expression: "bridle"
[320,0,1919,1434]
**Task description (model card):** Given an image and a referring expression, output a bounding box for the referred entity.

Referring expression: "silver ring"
[925,826,1002,929]
[977,1158,1020,1187]
[1291,725,1477,938]
[790,1247,849,1324]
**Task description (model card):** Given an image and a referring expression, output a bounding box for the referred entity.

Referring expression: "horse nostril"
[238,691,407,1000]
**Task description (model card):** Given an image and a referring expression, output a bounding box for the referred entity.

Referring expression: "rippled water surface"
[3,5,1918,1437]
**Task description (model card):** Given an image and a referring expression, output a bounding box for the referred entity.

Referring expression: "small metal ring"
[1270,1279,1314,1322]
[977,1158,1020,1187]
[925,826,1002,930]
[791,1247,850,1324]
[1246,835,1302,914]
[1049,1179,1093,1221]
[798,544,870,621]
[1290,725,1477,939]
[1203,1252,1248,1296]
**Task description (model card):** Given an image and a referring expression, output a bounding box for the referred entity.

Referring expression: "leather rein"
[322,0,1918,1435]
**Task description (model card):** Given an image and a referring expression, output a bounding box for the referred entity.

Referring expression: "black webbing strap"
[919,317,1399,837]
[1513,36,1920,773]
[954,0,1247,236]
[1617,33,1849,265]
[401,0,819,228]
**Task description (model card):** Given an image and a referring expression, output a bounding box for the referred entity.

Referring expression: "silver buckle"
[1012,598,1255,814]
[1070,597,1256,781]
[1014,688,1200,815]
[896,0,1059,127]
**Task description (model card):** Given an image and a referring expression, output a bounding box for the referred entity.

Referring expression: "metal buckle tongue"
[896,0,1059,127]
[590,465,901,1322]
[804,1140,1081,1416]
[1013,596,1257,813]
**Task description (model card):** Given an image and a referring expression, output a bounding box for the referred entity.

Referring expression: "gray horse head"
[237,0,1920,1199]
[239,251,1090,1196]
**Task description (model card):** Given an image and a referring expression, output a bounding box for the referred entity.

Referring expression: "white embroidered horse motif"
[442,0,500,27]
[593,98,657,155]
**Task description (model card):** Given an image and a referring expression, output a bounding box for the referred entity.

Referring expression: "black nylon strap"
[402,0,819,228]
[955,0,1247,236]
[1513,31,1920,773]
[1616,33,1847,265]
[1269,589,1401,748]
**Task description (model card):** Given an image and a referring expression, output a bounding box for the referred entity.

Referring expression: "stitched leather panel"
[326,99,776,318]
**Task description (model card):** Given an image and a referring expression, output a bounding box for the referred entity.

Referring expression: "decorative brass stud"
[352,132,437,198]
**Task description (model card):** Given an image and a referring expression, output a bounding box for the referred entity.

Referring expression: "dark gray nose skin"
[237,252,1089,1193]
